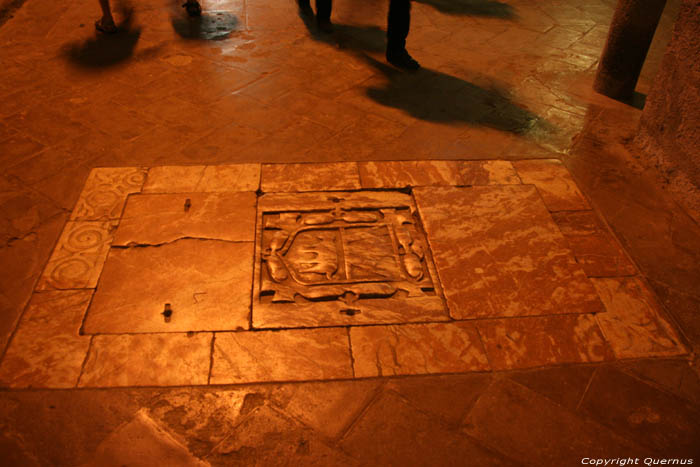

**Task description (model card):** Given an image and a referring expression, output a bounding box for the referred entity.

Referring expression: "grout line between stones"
[207,333,216,385]
[75,335,95,388]
[346,327,355,378]
[575,365,597,412]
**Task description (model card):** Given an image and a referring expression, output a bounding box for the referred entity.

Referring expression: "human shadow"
[171,10,239,41]
[298,8,386,52]
[361,54,552,136]
[65,12,141,68]
[414,0,515,18]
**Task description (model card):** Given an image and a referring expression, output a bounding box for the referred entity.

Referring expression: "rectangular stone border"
[0,161,688,389]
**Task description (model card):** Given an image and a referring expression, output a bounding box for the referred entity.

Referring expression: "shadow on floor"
[64,12,141,68]
[362,54,552,136]
[298,8,386,52]
[171,10,239,41]
[414,0,515,18]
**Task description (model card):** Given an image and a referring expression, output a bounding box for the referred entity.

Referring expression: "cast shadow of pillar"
[64,12,142,68]
[361,54,554,138]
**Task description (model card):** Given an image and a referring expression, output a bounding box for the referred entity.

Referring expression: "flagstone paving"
[0,162,687,388]
[1,0,699,464]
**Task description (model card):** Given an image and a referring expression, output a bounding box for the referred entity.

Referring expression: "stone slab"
[579,367,700,457]
[252,191,447,329]
[261,163,361,192]
[113,192,257,245]
[70,167,147,221]
[0,290,92,388]
[350,322,490,377]
[85,409,209,467]
[592,277,686,358]
[142,165,206,193]
[79,333,212,387]
[358,161,462,188]
[210,328,353,384]
[36,220,118,290]
[270,380,379,439]
[465,378,652,465]
[83,240,253,333]
[512,159,589,211]
[143,164,261,193]
[341,391,519,466]
[506,365,596,411]
[414,185,604,319]
[476,314,612,370]
[551,210,636,277]
[459,160,521,185]
[385,374,492,427]
[210,406,357,465]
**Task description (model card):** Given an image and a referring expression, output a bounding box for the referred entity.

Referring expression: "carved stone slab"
[252,191,448,328]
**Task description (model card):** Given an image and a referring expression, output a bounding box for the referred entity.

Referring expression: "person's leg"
[96,0,117,32]
[386,0,419,69]
[182,0,202,17]
[316,0,333,33]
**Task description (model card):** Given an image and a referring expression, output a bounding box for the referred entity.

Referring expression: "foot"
[182,0,202,17]
[316,17,334,34]
[386,48,420,70]
[95,18,118,34]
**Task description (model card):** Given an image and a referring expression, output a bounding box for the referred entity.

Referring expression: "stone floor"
[1,0,699,465]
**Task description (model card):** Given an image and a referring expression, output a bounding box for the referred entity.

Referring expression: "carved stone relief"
[253,191,448,328]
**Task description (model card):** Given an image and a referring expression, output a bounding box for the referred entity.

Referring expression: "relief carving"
[260,203,435,304]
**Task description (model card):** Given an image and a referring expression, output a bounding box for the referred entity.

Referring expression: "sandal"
[182,0,202,17]
[95,19,118,34]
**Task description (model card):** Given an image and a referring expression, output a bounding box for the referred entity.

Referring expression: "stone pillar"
[635,0,700,221]
[594,0,667,100]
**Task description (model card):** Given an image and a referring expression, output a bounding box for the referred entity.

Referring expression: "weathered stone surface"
[0,290,91,388]
[70,167,147,221]
[253,191,446,328]
[512,159,589,211]
[476,314,612,370]
[197,164,260,192]
[209,405,357,466]
[414,185,604,319]
[465,378,652,464]
[83,240,253,333]
[551,210,637,277]
[507,366,596,411]
[270,380,379,439]
[142,165,206,193]
[36,220,118,290]
[83,409,209,467]
[350,322,489,377]
[358,161,462,188]
[341,391,518,466]
[459,160,520,185]
[79,333,212,387]
[261,163,360,192]
[385,373,492,427]
[113,192,257,245]
[579,367,700,457]
[144,165,260,193]
[592,277,686,358]
[210,328,353,384]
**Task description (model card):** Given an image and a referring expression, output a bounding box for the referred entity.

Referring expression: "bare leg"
[98,0,115,25]
[96,0,117,32]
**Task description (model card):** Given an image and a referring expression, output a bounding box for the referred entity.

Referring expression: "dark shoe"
[316,17,334,34]
[297,0,313,16]
[95,19,118,34]
[386,48,420,70]
[182,0,202,17]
